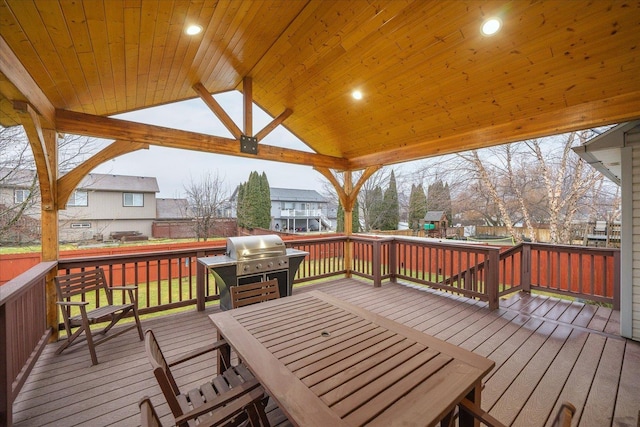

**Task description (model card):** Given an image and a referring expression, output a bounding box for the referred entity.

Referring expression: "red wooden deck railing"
[1,235,620,425]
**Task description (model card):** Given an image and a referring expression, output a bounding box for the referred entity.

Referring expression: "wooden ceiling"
[1,0,639,171]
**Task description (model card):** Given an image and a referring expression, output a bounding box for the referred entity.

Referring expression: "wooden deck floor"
[12,278,640,427]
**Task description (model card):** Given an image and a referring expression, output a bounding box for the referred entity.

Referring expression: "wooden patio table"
[209,290,495,427]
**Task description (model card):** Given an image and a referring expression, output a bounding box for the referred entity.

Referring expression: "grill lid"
[226,235,286,261]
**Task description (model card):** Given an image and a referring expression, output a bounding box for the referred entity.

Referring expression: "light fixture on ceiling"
[352,90,363,100]
[481,18,501,36]
[185,24,203,36]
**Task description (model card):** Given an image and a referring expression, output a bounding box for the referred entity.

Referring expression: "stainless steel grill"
[226,235,289,276]
[198,234,308,310]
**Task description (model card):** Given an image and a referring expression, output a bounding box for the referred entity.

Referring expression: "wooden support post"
[243,76,252,137]
[343,172,353,277]
[41,129,59,340]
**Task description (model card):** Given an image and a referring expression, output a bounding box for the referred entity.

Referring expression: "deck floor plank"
[12,279,639,427]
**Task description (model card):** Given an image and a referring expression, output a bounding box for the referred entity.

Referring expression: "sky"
[92,91,331,198]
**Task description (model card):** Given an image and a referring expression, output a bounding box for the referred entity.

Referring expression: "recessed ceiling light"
[186,25,202,36]
[352,90,363,100]
[481,18,501,36]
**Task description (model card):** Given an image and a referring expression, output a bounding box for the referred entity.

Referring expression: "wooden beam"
[315,167,349,208]
[56,109,349,169]
[349,165,382,207]
[243,76,252,136]
[57,140,149,207]
[255,108,293,142]
[0,36,55,127]
[14,101,54,210]
[192,82,242,139]
[347,91,640,170]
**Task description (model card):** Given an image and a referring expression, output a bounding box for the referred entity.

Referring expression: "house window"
[67,190,88,207]
[123,192,144,207]
[71,223,91,229]
[14,189,30,203]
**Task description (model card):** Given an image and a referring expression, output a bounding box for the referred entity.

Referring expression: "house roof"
[424,211,446,222]
[2,1,639,172]
[572,121,640,185]
[77,174,159,193]
[156,198,190,219]
[0,168,37,188]
[269,188,326,203]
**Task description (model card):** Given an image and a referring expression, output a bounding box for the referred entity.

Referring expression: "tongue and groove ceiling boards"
[1,0,639,170]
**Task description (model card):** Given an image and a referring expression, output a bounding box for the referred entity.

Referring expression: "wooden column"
[314,166,381,278]
[41,129,59,340]
[343,172,353,277]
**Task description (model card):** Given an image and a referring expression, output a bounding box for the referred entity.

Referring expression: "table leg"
[217,329,231,374]
[459,384,481,427]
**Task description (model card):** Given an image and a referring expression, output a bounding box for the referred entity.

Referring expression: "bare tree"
[184,171,229,241]
[1,126,104,243]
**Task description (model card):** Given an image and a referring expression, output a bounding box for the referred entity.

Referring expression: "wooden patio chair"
[456,399,576,427]
[144,329,270,427]
[139,396,163,427]
[54,267,144,365]
[230,279,280,309]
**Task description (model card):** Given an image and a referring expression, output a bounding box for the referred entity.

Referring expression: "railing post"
[613,250,620,311]
[196,251,206,311]
[521,243,531,293]
[1,303,10,427]
[372,240,381,287]
[487,248,500,310]
[389,239,397,283]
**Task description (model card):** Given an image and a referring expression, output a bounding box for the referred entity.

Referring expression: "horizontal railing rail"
[2,234,622,424]
[389,236,501,309]
[1,260,56,426]
[526,242,619,309]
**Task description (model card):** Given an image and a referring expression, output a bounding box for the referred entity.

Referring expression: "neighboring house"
[55,173,158,242]
[270,187,331,232]
[230,187,333,232]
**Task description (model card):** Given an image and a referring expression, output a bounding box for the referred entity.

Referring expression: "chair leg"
[81,314,99,365]
[132,302,144,341]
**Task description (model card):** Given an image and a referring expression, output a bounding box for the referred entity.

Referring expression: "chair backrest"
[54,268,112,304]
[144,329,184,417]
[138,396,162,427]
[230,279,280,309]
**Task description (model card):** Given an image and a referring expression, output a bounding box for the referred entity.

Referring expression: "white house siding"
[59,192,156,242]
[632,144,640,340]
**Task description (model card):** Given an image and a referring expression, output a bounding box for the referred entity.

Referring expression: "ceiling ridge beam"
[192,82,242,139]
[56,109,349,170]
[57,140,149,207]
[1,36,55,128]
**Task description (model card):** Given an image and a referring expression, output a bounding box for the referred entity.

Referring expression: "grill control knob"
[267,262,274,268]
[255,263,262,270]
[243,265,250,272]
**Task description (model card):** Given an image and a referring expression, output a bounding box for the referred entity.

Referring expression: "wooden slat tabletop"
[210,290,495,427]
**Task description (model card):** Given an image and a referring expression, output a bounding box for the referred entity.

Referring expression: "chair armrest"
[173,379,262,426]
[168,339,229,367]
[56,301,89,306]
[459,398,507,427]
